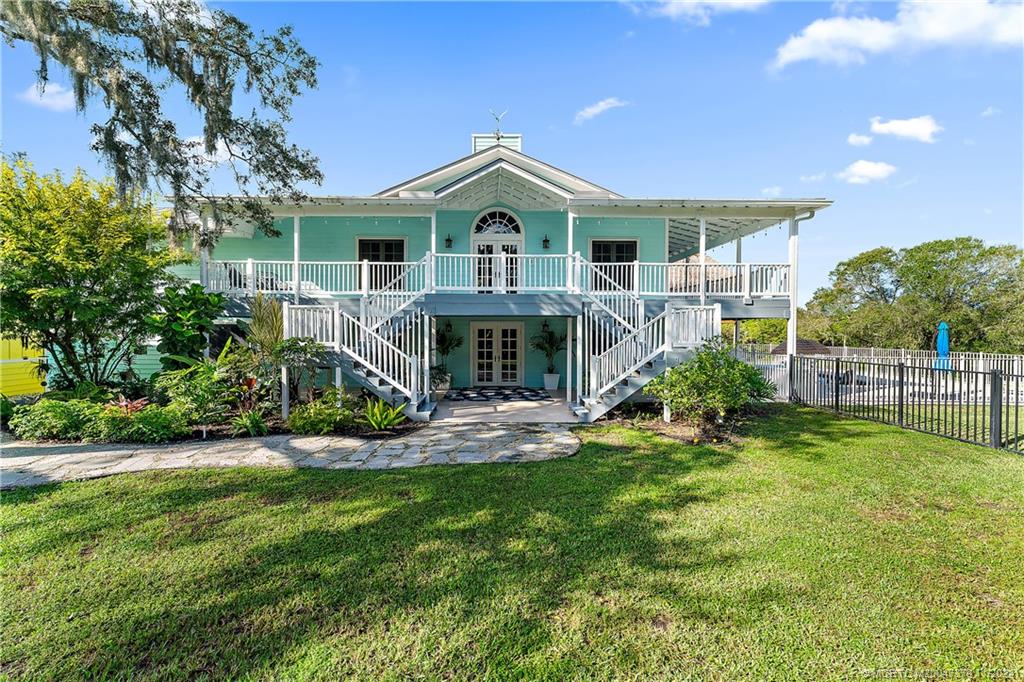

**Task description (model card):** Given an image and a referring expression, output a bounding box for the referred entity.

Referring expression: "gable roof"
[375,144,622,199]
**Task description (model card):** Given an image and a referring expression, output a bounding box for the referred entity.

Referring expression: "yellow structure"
[0,338,45,396]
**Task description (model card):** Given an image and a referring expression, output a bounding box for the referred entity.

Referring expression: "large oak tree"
[1,0,323,245]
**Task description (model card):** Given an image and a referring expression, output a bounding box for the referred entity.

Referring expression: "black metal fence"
[742,351,1023,454]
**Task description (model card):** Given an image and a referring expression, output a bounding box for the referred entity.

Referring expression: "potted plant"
[530,323,567,392]
[432,322,463,401]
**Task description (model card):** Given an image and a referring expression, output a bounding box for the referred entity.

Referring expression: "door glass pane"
[476,328,494,384]
[500,327,518,384]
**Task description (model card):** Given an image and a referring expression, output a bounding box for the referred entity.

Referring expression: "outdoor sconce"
[444,234,453,249]
[542,234,550,249]
[542,321,550,332]
[444,320,453,334]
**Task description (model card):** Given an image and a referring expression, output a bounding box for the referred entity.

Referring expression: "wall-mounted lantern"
[444,234,453,249]
[542,234,550,250]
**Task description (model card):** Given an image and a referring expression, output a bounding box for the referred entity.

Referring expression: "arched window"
[474,210,521,235]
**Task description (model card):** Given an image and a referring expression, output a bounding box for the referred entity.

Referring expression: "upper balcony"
[200,253,790,302]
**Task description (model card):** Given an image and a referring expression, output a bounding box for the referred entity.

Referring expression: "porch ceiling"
[667,216,785,258]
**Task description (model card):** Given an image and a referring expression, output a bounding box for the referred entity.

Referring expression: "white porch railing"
[432,253,572,292]
[205,254,791,301]
[638,262,789,298]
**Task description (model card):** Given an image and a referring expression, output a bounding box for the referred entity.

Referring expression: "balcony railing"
[203,254,791,300]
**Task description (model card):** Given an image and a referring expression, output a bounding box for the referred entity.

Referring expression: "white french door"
[473,238,520,292]
[471,322,523,386]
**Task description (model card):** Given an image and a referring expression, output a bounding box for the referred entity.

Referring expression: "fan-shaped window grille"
[474,210,521,235]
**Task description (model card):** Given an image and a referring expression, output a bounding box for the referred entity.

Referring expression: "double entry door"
[475,238,519,292]
[471,322,522,386]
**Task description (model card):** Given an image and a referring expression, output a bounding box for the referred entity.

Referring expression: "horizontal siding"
[0,339,45,396]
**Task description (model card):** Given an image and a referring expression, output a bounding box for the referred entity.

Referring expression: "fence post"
[990,370,1003,449]
[833,356,841,412]
[897,362,905,428]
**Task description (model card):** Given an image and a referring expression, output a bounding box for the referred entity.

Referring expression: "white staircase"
[573,304,721,423]
[284,302,434,421]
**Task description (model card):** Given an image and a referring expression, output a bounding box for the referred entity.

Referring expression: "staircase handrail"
[336,310,420,400]
[591,310,668,397]
[579,259,643,331]
[364,255,429,328]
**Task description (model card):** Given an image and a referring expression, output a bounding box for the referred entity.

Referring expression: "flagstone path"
[0,423,579,489]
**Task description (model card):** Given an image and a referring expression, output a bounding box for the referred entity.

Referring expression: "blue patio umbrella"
[934,321,951,370]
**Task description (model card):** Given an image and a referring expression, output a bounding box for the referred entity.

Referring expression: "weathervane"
[489,108,508,140]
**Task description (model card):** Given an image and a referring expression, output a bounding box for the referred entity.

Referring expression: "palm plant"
[530,326,567,375]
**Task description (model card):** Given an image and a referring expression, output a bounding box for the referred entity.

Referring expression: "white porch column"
[565,317,573,402]
[567,210,576,292]
[663,218,669,261]
[575,313,583,403]
[429,210,437,292]
[698,217,707,305]
[786,217,799,356]
[735,235,742,262]
[292,215,301,303]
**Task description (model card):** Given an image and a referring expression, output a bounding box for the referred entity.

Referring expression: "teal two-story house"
[195,133,830,422]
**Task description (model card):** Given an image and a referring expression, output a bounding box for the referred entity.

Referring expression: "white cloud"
[17,83,75,112]
[869,115,942,143]
[760,185,782,198]
[629,0,770,26]
[835,160,897,184]
[847,132,872,146]
[980,105,1001,117]
[772,0,1023,70]
[800,171,827,182]
[573,97,630,125]
[185,135,231,164]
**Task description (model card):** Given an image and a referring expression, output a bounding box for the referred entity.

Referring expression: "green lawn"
[2,405,1023,680]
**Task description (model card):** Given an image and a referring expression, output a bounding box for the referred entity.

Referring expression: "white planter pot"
[432,377,451,403]
[543,373,560,391]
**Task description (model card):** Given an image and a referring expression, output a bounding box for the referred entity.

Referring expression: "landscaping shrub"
[287,389,355,435]
[231,409,269,437]
[644,341,774,436]
[360,398,406,431]
[88,404,190,443]
[0,394,14,429]
[155,362,233,428]
[9,399,104,441]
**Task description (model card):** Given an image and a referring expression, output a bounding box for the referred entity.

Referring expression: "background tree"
[1,0,322,244]
[804,237,1023,353]
[0,160,188,385]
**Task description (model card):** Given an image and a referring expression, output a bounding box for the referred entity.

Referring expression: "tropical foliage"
[147,284,225,370]
[0,0,322,241]
[360,399,407,431]
[0,161,188,386]
[286,389,356,435]
[529,326,567,375]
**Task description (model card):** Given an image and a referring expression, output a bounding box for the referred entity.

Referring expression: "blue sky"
[2,1,1022,303]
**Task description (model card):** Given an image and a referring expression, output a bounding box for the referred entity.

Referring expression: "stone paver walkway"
[0,424,579,489]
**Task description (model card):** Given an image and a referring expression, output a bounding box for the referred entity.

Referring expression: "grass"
[2,404,1023,680]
